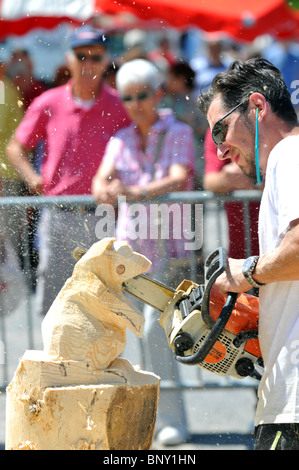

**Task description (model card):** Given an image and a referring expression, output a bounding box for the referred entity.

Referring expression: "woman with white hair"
[92,58,195,446]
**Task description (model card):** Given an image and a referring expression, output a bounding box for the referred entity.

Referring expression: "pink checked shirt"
[15,80,130,196]
[102,108,195,271]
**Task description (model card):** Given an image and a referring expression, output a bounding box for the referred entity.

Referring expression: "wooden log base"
[6,351,160,450]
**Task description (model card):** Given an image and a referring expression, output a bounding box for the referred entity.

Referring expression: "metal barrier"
[0,190,262,394]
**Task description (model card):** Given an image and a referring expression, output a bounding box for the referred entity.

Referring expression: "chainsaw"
[123,247,263,381]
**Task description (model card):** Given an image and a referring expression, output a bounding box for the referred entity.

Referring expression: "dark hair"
[197,57,298,125]
[169,61,195,90]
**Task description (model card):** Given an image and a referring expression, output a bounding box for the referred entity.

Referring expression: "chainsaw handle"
[175,292,238,365]
[201,247,227,329]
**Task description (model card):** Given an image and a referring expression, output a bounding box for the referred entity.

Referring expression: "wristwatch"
[242,256,266,288]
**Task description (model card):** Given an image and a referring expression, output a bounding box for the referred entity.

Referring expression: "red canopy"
[95,0,299,41]
[0,0,299,42]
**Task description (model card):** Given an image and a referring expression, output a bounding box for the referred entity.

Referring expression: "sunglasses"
[75,52,103,63]
[211,101,244,146]
[121,91,152,102]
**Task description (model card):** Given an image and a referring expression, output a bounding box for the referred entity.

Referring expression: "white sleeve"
[275,143,299,238]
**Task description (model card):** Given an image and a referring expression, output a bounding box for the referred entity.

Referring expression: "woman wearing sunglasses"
[198,57,299,450]
[92,58,195,446]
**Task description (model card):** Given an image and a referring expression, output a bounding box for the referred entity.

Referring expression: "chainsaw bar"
[123,274,176,312]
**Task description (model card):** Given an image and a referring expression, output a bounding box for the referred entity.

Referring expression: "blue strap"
[255,108,263,185]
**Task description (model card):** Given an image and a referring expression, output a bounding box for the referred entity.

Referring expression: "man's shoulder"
[30,83,68,105]
[271,134,299,161]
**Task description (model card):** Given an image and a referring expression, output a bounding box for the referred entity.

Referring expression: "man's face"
[69,44,106,85]
[207,94,258,185]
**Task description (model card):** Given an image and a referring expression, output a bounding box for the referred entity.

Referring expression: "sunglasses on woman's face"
[211,101,244,146]
[121,91,152,102]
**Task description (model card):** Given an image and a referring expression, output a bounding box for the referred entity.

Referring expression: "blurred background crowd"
[1,24,299,192]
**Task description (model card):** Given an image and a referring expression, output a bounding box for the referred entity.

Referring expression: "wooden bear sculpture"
[42,237,151,370]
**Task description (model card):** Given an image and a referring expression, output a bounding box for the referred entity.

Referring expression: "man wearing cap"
[7,26,130,316]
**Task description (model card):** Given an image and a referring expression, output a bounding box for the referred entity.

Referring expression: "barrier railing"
[0,190,262,394]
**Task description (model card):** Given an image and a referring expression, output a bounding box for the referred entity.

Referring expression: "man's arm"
[6,135,43,195]
[215,219,299,294]
[254,219,299,284]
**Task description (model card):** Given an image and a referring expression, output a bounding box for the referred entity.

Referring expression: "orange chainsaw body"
[208,284,261,358]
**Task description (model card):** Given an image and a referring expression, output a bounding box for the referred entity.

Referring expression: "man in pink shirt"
[7,25,129,315]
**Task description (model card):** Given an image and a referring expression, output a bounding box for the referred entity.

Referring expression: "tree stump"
[6,352,159,450]
[6,238,160,450]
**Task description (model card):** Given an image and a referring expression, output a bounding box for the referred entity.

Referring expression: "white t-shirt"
[256,135,299,426]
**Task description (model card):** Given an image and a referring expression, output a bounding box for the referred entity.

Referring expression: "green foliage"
[286,0,299,10]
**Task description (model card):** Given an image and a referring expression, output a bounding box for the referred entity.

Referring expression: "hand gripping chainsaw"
[123,247,263,381]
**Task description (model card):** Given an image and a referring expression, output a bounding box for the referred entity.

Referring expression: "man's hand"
[28,174,43,195]
[215,257,252,295]
[6,135,43,195]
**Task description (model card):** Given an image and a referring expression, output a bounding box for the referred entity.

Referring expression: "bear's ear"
[89,237,116,256]
[106,238,116,251]
[73,238,116,263]
[112,240,133,257]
